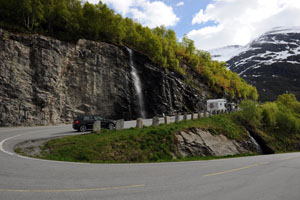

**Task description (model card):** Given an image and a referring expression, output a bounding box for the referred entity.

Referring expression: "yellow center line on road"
[280,155,300,161]
[204,164,259,177]
[258,162,270,165]
[0,184,145,193]
[204,155,300,177]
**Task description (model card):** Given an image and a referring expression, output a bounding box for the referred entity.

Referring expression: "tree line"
[0,0,258,100]
[237,94,300,151]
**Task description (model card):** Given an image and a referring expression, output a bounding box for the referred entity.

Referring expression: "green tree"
[276,112,299,133]
[277,94,300,114]
[82,2,100,39]
[181,35,195,55]
[67,0,83,39]
[261,102,278,127]
[20,0,44,30]
[239,100,262,126]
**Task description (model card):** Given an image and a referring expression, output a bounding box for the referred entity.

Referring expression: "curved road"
[1,122,300,200]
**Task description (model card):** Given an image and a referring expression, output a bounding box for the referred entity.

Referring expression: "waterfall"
[126,47,146,119]
[247,131,263,154]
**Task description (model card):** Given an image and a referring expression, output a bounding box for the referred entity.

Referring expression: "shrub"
[276,112,300,134]
[277,94,300,114]
[261,102,278,127]
[238,100,262,127]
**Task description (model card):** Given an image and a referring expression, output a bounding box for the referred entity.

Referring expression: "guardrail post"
[164,116,170,124]
[175,114,180,123]
[93,120,101,132]
[198,112,201,119]
[152,117,159,126]
[136,118,143,128]
[116,119,124,130]
[183,113,187,121]
[191,113,195,120]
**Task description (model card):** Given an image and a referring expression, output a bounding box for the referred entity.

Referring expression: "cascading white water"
[247,131,263,154]
[126,47,146,118]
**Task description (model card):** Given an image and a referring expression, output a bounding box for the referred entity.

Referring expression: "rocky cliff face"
[227,27,300,101]
[0,29,216,126]
[175,128,257,157]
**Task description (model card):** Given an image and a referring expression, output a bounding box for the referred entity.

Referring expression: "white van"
[207,99,227,114]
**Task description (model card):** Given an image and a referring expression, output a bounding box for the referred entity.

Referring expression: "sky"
[87,0,300,50]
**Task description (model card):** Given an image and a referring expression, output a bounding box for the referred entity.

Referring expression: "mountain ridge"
[208,45,244,62]
[227,26,300,101]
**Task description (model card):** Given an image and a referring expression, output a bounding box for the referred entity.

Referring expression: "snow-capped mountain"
[227,27,300,101]
[209,45,244,62]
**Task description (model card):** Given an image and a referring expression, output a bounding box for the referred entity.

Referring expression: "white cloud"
[89,0,179,28]
[94,0,134,16]
[188,0,300,50]
[130,1,179,28]
[176,2,184,7]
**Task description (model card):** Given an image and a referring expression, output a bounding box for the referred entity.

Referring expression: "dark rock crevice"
[238,118,275,154]
[247,128,275,154]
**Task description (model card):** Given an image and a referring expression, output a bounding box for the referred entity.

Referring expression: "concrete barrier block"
[164,116,170,124]
[198,112,202,119]
[116,119,124,130]
[183,113,187,121]
[175,114,180,123]
[93,120,101,132]
[152,117,159,126]
[136,118,143,128]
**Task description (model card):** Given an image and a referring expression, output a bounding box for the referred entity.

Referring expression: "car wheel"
[79,125,87,132]
[108,123,115,130]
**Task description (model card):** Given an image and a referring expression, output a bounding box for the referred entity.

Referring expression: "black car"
[73,115,116,132]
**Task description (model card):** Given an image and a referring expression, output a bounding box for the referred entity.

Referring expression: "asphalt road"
[1,121,300,200]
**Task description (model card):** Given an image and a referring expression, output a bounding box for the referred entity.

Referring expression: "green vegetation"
[37,114,248,163]
[0,0,258,100]
[234,94,300,152]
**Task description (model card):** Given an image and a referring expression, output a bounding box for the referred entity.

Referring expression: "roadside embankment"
[15,93,300,163]
[14,114,260,163]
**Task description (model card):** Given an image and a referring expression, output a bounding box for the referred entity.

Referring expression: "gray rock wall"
[0,29,216,126]
[176,128,256,156]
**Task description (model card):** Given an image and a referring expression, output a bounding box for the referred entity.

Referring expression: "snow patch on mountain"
[208,45,244,62]
[265,26,300,35]
[229,26,300,74]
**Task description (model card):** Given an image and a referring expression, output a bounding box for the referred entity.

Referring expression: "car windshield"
[84,116,92,121]
[94,116,103,121]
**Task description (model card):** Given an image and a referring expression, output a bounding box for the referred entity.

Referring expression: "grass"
[14,148,23,154]
[37,114,250,163]
[262,127,300,152]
